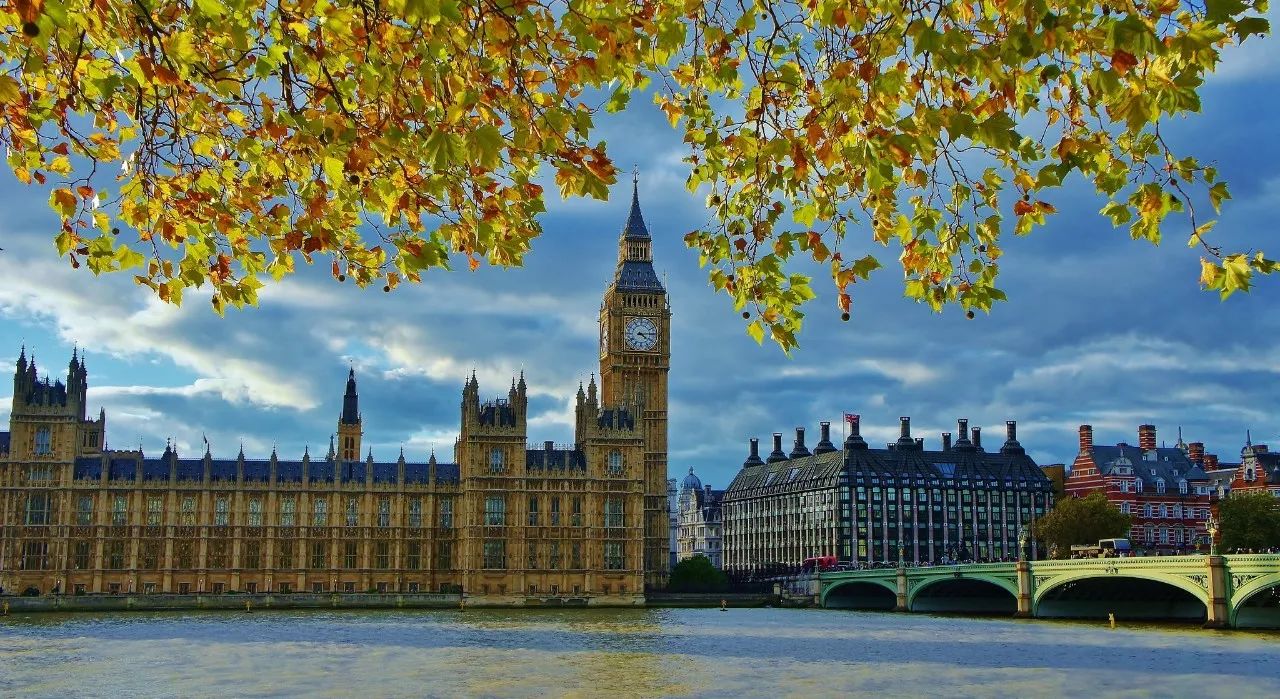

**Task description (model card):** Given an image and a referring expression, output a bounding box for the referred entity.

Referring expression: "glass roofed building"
[723,416,1054,575]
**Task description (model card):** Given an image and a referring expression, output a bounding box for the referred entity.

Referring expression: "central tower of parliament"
[0,184,672,604]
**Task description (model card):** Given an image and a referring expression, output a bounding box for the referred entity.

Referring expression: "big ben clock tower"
[600,176,671,589]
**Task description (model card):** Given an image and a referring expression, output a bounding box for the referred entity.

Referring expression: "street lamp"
[1205,516,1219,556]
[1017,526,1028,563]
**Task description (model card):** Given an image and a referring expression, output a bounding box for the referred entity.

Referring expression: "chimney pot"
[1205,454,1219,469]
[849,414,861,436]
[1138,424,1157,451]
[900,416,911,439]
[749,437,760,458]
[1079,424,1094,453]
[1006,420,1017,442]
[915,437,924,450]
[820,421,831,443]
[1189,441,1205,464]
[942,432,952,451]
[971,427,982,449]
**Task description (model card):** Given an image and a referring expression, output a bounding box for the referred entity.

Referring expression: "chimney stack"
[1079,425,1093,453]
[1204,454,1219,469]
[789,427,811,459]
[844,414,868,450]
[971,427,982,450]
[942,432,952,451]
[897,416,915,448]
[814,421,837,454]
[767,432,787,463]
[1138,424,1157,452]
[915,437,924,450]
[744,437,764,467]
[955,419,972,449]
[1006,421,1017,443]
[1188,442,1205,464]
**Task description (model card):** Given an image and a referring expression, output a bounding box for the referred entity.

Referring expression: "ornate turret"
[612,176,664,292]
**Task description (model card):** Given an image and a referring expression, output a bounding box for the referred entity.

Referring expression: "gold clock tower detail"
[600,177,671,589]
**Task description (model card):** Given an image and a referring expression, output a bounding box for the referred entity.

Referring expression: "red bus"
[801,555,838,572]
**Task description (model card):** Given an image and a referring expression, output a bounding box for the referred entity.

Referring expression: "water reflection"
[1,608,1277,697]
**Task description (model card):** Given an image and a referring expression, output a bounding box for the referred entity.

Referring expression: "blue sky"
[2,27,1278,489]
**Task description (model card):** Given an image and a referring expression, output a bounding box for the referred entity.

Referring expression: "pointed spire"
[517,369,526,390]
[327,434,335,461]
[341,366,360,424]
[623,169,649,239]
[1247,429,1253,447]
[366,446,373,462]
[17,344,25,365]
[238,441,245,459]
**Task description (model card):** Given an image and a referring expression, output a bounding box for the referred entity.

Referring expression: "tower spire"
[340,367,359,424]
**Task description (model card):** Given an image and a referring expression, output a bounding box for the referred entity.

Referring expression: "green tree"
[1033,491,1132,559]
[1218,492,1280,552]
[667,554,728,593]
[0,1,1272,349]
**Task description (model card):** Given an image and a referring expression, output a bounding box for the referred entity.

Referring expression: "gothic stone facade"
[723,417,1054,574]
[0,186,672,602]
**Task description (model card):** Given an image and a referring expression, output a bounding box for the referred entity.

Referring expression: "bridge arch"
[908,575,1018,615]
[1034,571,1208,622]
[821,578,899,609]
[1231,572,1280,629]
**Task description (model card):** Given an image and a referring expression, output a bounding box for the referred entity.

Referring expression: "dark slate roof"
[308,460,336,483]
[210,459,238,482]
[597,408,636,430]
[142,459,169,481]
[434,462,461,484]
[1248,451,1280,482]
[108,458,136,481]
[1092,444,1208,487]
[726,439,1053,499]
[372,461,398,484]
[243,460,270,482]
[340,461,366,483]
[727,449,845,497]
[525,448,587,471]
[614,260,664,293]
[176,459,204,482]
[479,402,518,427]
[74,456,101,480]
[277,460,304,483]
[0,431,9,454]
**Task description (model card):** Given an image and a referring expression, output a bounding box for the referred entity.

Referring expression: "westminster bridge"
[816,554,1280,628]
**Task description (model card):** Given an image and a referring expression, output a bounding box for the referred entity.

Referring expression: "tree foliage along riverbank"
[1,0,1273,349]
[1219,492,1280,552]
[1033,492,1132,558]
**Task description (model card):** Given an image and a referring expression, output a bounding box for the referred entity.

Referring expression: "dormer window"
[1245,468,1255,482]
[1135,479,1144,493]
[1156,478,1166,493]
[1178,480,1188,494]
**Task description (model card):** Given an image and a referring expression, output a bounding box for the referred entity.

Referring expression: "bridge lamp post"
[1017,527,1028,563]
[1205,516,1219,556]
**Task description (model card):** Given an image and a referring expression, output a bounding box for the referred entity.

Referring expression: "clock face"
[624,317,658,351]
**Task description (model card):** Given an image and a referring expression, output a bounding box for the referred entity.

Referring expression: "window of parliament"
[0,184,671,604]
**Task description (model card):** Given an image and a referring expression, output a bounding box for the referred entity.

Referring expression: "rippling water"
[1,607,1277,697]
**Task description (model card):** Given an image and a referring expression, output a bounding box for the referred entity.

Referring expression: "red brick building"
[1065,424,1213,553]
[1231,436,1280,496]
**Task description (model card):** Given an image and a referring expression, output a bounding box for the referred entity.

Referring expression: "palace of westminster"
[0,185,673,604]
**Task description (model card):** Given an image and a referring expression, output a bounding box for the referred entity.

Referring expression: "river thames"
[1,607,1277,697]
